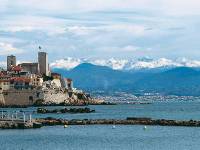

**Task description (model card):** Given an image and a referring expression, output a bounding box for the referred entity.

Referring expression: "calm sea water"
[1,101,200,150]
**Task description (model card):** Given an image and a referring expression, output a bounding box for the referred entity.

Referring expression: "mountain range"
[50,57,200,71]
[52,63,200,96]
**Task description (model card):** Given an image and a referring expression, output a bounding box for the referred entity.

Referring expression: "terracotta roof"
[10,77,30,83]
[0,73,4,77]
[0,74,11,78]
[11,66,22,72]
[0,71,8,76]
[0,80,10,83]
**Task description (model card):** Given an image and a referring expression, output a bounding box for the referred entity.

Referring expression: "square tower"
[38,52,49,76]
[7,55,16,71]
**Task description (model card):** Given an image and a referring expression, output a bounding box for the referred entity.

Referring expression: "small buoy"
[64,125,68,128]
[143,126,147,130]
[112,125,116,129]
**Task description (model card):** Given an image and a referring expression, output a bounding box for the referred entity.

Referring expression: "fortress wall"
[0,88,90,106]
[0,92,5,105]
[2,89,43,106]
[0,88,69,106]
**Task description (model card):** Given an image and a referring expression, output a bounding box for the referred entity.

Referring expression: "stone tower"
[38,51,49,76]
[7,55,16,71]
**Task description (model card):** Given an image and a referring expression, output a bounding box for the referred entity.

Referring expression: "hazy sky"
[0,0,200,62]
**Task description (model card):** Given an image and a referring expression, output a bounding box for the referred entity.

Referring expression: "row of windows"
[0,82,10,85]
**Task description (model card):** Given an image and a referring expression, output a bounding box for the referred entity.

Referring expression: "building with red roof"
[11,66,22,72]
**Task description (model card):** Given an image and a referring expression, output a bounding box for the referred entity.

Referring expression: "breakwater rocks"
[37,107,95,114]
[90,102,117,105]
[0,105,28,108]
[33,99,113,107]
[37,117,200,127]
[0,121,42,129]
[3,117,200,129]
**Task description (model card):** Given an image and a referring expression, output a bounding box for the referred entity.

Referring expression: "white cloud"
[161,0,200,16]
[1,0,200,60]
[66,24,148,37]
[105,24,147,36]
[122,45,139,52]
[3,0,157,13]
[0,15,67,35]
[2,0,200,17]
[50,58,82,70]
[4,0,200,16]
[0,61,6,69]
[0,42,23,55]
[66,26,95,36]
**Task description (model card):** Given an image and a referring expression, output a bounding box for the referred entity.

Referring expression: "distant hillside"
[53,64,200,96]
[53,63,148,91]
[134,67,200,95]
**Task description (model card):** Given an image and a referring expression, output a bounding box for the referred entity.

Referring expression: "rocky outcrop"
[0,121,42,129]
[34,90,105,106]
[37,107,95,114]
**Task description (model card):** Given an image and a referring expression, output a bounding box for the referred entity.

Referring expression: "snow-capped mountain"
[50,57,200,71]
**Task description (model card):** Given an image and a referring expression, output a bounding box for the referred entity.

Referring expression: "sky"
[1,0,200,63]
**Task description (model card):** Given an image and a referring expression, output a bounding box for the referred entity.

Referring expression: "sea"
[1,101,200,150]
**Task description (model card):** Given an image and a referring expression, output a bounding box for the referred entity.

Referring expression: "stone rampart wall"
[1,89,41,106]
[0,88,91,106]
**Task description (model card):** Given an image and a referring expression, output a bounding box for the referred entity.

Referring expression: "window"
[36,92,40,98]
[29,96,33,102]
